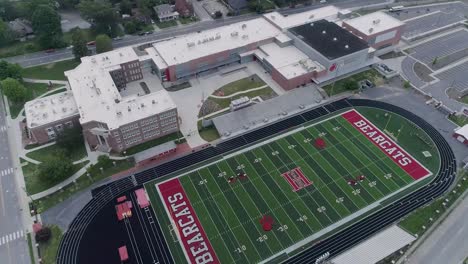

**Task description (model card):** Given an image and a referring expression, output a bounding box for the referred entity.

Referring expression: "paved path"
[407,193,468,264]
[401,56,427,88]
[208,85,269,99]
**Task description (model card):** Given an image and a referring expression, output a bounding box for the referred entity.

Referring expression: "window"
[65,121,74,128]
[46,127,56,139]
[55,124,64,132]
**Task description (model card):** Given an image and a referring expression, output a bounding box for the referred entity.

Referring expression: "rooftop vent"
[309,14,314,19]
[345,44,349,49]
[152,100,156,104]
[141,103,145,108]
[368,27,374,33]
[242,24,247,29]
[115,99,120,104]
[231,31,238,37]
[128,106,131,112]
[116,111,122,116]
[373,19,381,25]
[310,23,314,26]
[242,34,248,39]
[187,42,195,47]
[322,30,326,34]
[333,37,337,41]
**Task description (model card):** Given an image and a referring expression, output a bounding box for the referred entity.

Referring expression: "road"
[407,194,468,264]
[1,0,388,68]
[0,95,30,264]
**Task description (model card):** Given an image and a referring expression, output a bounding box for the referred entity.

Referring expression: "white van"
[389,5,404,12]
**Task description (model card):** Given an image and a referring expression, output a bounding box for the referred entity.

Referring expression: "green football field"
[145,108,437,264]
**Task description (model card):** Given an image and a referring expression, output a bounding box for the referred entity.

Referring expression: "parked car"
[113,37,123,41]
[45,48,56,53]
[87,41,96,46]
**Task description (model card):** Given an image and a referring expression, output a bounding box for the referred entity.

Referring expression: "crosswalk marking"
[0,231,25,246]
[0,168,14,177]
[0,126,6,132]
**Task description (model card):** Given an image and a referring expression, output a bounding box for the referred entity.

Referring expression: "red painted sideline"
[342,110,430,180]
[158,178,220,264]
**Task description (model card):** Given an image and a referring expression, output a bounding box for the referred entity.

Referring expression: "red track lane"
[342,110,431,180]
[158,178,220,264]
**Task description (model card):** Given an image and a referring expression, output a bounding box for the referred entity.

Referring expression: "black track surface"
[56,99,456,264]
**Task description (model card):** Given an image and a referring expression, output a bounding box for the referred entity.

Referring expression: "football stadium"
[144,107,438,264]
[58,99,455,264]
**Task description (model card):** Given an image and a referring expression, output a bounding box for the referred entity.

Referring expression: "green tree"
[37,150,73,184]
[0,1,21,21]
[78,0,119,36]
[403,80,411,89]
[97,155,112,169]
[120,0,132,15]
[0,78,27,102]
[343,80,358,91]
[0,61,23,80]
[21,0,56,20]
[35,226,52,242]
[31,5,64,49]
[95,34,113,53]
[70,28,89,60]
[0,18,14,46]
[124,20,138,34]
[55,126,84,155]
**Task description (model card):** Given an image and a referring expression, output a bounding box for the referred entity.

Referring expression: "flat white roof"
[332,225,416,264]
[259,43,324,79]
[455,124,468,138]
[25,91,79,128]
[151,17,283,67]
[344,11,405,35]
[264,5,341,30]
[66,47,176,130]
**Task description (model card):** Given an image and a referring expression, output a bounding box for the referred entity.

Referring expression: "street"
[407,195,468,264]
[1,0,389,68]
[0,95,30,264]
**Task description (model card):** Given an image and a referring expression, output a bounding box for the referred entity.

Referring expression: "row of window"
[162,123,178,134]
[142,123,159,133]
[140,117,159,126]
[160,117,177,126]
[159,110,177,119]
[46,121,74,140]
[125,136,142,146]
[127,62,139,69]
[143,130,161,139]
[122,129,141,140]
[121,123,139,133]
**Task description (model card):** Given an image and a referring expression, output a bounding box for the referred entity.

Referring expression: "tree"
[214,11,222,19]
[0,1,21,21]
[120,0,133,15]
[70,28,89,60]
[0,61,23,80]
[21,0,56,20]
[0,18,14,46]
[31,5,64,49]
[403,80,411,89]
[95,34,113,53]
[97,155,113,169]
[35,226,52,242]
[0,78,27,103]
[343,80,358,91]
[55,126,84,155]
[78,0,119,36]
[124,20,138,34]
[37,150,73,184]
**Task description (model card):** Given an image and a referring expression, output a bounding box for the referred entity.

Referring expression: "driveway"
[60,11,91,32]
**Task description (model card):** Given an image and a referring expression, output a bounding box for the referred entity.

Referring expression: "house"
[154,4,179,22]
[453,124,468,145]
[175,0,193,17]
[8,18,34,41]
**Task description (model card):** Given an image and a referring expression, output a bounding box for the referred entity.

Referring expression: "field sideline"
[145,107,438,264]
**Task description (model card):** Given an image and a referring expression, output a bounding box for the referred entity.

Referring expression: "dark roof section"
[289,20,369,60]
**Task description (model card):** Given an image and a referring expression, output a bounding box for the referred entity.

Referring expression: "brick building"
[65,47,179,153]
[25,91,80,144]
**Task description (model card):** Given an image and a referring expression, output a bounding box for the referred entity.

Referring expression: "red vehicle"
[87,41,96,46]
[45,49,56,53]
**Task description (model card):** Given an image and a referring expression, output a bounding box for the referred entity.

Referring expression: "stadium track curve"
[56,98,457,264]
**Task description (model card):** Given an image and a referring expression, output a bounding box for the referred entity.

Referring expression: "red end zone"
[157,178,220,264]
[342,110,431,180]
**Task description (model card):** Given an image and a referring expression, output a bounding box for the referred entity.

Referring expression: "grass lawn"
[35,159,135,213]
[449,114,468,126]
[27,233,35,264]
[22,59,80,81]
[214,74,266,96]
[9,83,64,119]
[399,170,468,235]
[123,132,184,156]
[199,126,220,142]
[323,68,381,96]
[26,142,87,163]
[209,87,276,109]
[155,20,178,29]
[23,160,89,195]
[0,40,42,59]
[180,17,199,24]
[38,225,62,264]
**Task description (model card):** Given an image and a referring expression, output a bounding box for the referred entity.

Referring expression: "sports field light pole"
[330,62,341,96]
[384,112,392,131]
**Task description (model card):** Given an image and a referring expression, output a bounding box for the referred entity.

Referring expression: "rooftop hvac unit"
[333,37,337,41]
[187,42,195,47]
[369,27,374,33]
[345,44,349,49]
[116,111,122,116]
[322,30,326,34]
[309,14,314,19]
[242,34,248,39]
[373,19,381,25]
[231,31,238,37]
[215,34,221,39]
[242,24,247,29]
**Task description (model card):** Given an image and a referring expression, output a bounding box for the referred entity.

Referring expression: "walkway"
[208,85,269,99]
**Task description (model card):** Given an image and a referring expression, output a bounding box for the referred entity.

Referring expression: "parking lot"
[388,2,466,21]
[408,29,468,67]
[434,60,468,93]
